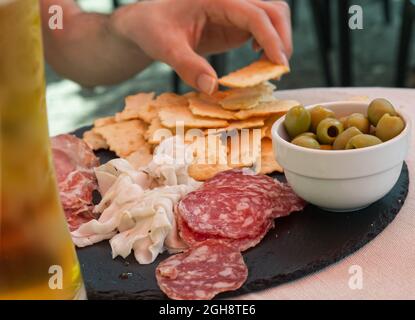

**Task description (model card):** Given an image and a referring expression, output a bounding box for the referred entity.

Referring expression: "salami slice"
[178,186,273,239]
[177,213,274,252]
[197,169,306,219]
[156,239,248,300]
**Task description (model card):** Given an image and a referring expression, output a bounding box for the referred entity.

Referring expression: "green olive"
[316,118,344,145]
[375,114,405,141]
[296,132,318,140]
[367,98,397,126]
[344,113,370,134]
[291,136,321,149]
[339,116,348,128]
[284,106,311,138]
[333,127,362,150]
[345,134,382,149]
[310,106,335,132]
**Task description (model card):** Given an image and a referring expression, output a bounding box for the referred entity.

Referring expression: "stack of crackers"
[83,59,300,181]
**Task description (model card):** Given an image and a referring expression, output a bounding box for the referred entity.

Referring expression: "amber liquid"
[0,0,85,299]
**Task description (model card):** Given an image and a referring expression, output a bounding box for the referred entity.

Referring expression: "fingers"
[165,44,218,94]
[205,0,289,66]
[249,0,293,57]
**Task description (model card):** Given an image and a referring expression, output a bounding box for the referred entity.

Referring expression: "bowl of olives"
[272,99,411,212]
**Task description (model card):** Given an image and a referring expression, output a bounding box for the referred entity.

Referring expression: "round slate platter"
[72,127,409,300]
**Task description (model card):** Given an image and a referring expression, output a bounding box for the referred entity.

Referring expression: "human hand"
[111,0,292,94]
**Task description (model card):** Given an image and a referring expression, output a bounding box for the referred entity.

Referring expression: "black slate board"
[73,127,409,300]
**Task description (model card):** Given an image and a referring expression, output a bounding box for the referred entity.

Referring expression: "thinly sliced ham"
[51,134,99,231]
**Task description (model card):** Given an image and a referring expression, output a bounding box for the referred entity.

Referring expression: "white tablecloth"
[238,88,415,300]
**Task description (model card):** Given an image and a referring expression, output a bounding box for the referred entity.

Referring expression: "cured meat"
[51,134,99,231]
[178,170,305,239]
[156,239,248,300]
[178,186,273,239]
[177,213,274,252]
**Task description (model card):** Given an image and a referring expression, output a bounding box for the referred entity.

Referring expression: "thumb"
[166,45,218,95]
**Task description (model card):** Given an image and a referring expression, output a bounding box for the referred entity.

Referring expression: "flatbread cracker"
[220,117,266,131]
[235,100,299,120]
[219,83,275,110]
[115,92,156,123]
[83,130,108,150]
[145,117,173,145]
[257,138,283,174]
[94,116,116,128]
[93,119,147,157]
[188,164,232,181]
[227,129,262,168]
[152,92,188,109]
[261,114,284,139]
[126,146,153,169]
[158,95,229,129]
[188,96,237,120]
[219,59,290,88]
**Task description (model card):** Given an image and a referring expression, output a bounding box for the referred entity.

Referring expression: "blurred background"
[46,0,415,135]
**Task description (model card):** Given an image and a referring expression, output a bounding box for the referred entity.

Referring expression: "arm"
[40,0,153,87]
[41,0,292,93]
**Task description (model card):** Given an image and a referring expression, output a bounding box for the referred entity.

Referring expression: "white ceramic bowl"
[272,101,411,212]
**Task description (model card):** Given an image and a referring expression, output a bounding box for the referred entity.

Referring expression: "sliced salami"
[177,214,274,252]
[156,239,248,300]
[178,186,273,239]
[202,169,305,218]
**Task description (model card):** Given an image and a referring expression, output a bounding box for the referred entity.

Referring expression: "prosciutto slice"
[51,134,99,231]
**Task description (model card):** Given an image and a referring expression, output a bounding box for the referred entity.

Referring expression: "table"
[239,87,415,300]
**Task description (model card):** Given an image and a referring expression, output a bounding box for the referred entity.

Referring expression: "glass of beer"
[0,0,85,299]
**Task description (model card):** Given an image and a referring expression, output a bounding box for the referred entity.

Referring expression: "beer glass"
[0,0,85,299]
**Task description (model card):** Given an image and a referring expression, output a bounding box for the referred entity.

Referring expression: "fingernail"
[197,74,217,95]
[281,53,290,68]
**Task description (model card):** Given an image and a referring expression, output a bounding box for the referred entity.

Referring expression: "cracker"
[188,164,232,181]
[187,134,229,181]
[83,130,108,150]
[158,94,229,129]
[188,95,236,120]
[93,119,147,157]
[94,116,116,128]
[219,117,266,132]
[218,59,290,88]
[226,129,262,168]
[126,145,153,170]
[257,138,283,174]
[115,92,156,123]
[235,100,299,120]
[145,117,173,145]
[152,92,188,109]
[219,83,275,110]
[261,114,284,139]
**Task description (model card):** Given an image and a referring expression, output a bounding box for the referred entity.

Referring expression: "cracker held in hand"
[157,93,229,129]
[219,83,275,111]
[235,100,300,120]
[219,59,290,88]
[93,119,147,157]
[115,92,156,123]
